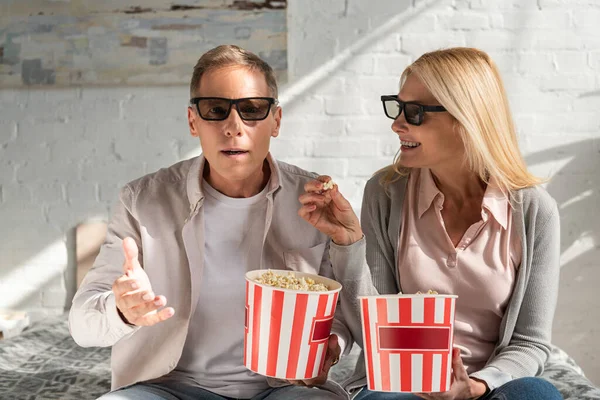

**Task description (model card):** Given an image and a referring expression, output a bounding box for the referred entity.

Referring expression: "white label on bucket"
[432,353,442,392]
[411,353,423,392]
[368,298,382,391]
[411,296,425,323]
[257,287,273,375]
[390,353,401,392]
[276,293,297,378]
[434,297,445,324]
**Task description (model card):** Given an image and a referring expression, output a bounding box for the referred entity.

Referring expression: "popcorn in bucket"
[359,294,457,393]
[244,269,342,380]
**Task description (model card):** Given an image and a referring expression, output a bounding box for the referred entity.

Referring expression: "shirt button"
[169,361,176,369]
[447,254,457,268]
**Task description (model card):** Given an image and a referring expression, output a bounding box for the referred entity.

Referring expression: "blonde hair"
[379,47,542,194]
[190,44,278,98]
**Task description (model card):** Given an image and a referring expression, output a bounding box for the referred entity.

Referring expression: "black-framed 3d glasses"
[380,95,447,126]
[189,97,278,121]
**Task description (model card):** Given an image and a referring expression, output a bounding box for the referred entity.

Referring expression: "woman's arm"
[471,195,560,390]
[360,177,400,295]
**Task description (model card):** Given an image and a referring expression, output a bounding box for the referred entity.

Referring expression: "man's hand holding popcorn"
[298,175,362,246]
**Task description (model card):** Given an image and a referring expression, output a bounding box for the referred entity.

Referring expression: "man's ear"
[188,107,199,137]
[271,106,282,138]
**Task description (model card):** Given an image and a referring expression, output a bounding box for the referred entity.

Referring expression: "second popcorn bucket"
[244,269,342,380]
[359,294,458,393]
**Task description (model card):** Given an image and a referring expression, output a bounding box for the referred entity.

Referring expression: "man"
[69,45,363,400]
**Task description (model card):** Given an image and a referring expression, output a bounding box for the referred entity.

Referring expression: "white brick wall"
[1,0,599,383]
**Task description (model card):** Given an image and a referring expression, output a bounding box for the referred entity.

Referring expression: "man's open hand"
[111,237,174,326]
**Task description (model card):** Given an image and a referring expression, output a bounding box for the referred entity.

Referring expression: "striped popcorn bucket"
[244,270,342,380]
[359,294,457,393]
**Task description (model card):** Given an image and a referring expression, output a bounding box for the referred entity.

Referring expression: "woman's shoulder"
[516,185,556,207]
[365,168,409,199]
[514,185,559,223]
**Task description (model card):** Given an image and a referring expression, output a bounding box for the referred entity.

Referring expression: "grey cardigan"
[330,171,560,392]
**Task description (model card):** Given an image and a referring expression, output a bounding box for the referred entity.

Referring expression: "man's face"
[187,65,281,186]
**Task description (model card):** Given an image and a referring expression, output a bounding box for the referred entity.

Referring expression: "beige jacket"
[69,154,355,391]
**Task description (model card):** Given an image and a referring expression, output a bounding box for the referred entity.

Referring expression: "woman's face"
[392,74,465,172]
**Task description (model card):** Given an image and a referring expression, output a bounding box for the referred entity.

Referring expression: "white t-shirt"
[174,179,270,398]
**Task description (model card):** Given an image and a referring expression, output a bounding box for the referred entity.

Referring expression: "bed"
[1,313,599,400]
[0,314,110,400]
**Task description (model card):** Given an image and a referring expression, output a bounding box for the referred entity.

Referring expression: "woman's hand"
[416,348,488,400]
[298,176,363,246]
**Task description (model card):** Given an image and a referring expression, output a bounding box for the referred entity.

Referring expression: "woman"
[298,48,563,399]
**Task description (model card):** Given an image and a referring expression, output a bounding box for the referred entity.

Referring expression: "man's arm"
[319,239,355,357]
[69,186,141,347]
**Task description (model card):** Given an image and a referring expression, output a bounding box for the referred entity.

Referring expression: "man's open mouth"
[222,149,249,155]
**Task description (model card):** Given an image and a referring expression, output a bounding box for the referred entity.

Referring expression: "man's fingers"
[323,334,339,367]
[329,186,352,211]
[319,334,341,376]
[298,193,327,206]
[120,289,156,310]
[112,275,141,297]
[121,295,164,320]
[290,334,339,389]
[328,334,339,351]
[122,237,140,274]
[451,347,469,381]
[303,176,332,193]
[141,306,175,326]
[304,180,323,193]
[298,204,317,221]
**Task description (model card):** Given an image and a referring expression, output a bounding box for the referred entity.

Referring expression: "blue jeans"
[98,379,346,400]
[353,377,563,400]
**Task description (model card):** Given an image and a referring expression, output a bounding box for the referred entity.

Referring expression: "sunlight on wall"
[1,239,67,309]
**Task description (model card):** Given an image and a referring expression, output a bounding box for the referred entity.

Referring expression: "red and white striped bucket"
[244,269,342,380]
[359,294,457,393]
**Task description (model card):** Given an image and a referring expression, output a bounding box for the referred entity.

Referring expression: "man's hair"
[189,45,278,98]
